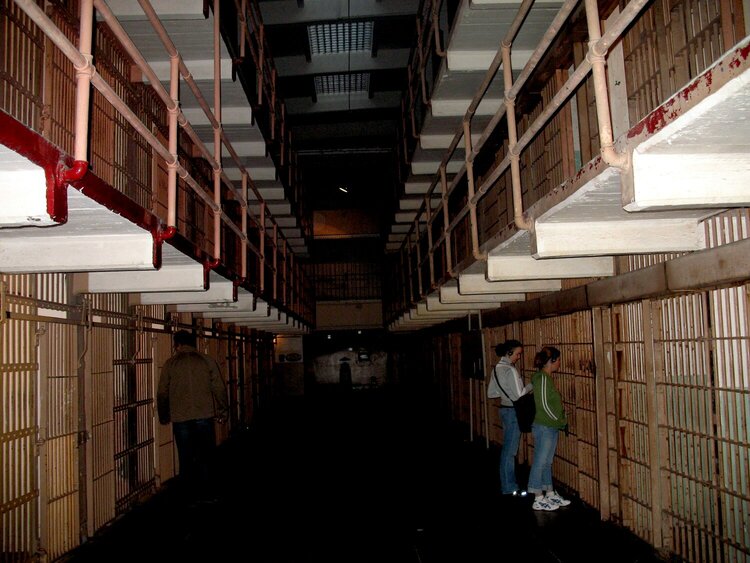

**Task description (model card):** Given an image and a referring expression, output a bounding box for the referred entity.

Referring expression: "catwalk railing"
[1,0,314,323]
[388,0,747,320]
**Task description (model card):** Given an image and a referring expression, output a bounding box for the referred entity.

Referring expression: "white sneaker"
[546,491,571,507]
[532,497,559,511]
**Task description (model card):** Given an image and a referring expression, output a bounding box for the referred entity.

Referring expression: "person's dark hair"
[495,339,523,357]
[534,346,561,369]
[174,330,196,348]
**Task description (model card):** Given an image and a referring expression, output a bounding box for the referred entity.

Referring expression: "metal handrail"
[13,0,310,322]
[394,0,654,316]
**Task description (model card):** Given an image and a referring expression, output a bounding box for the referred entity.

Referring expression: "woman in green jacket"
[528,346,571,511]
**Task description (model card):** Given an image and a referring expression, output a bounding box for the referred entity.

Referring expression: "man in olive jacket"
[157,330,228,500]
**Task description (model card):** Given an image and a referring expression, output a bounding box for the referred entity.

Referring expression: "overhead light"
[338,186,348,193]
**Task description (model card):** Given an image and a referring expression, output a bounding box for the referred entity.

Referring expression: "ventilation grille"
[314,73,370,96]
[308,22,374,55]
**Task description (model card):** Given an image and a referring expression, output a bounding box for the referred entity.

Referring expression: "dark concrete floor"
[62,387,669,563]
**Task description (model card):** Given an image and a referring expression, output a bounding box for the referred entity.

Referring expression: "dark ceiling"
[257,0,420,257]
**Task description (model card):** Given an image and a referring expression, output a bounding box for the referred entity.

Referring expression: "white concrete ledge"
[459,273,561,294]
[79,263,205,293]
[532,219,706,258]
[486,255,615,281]
[440,284,525,303]
[0,233,155,274]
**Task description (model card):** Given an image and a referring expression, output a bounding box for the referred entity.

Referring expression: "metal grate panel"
[307,21,373,55]
[314,73,370,96]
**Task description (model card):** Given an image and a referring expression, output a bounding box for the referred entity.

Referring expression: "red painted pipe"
[156,225,177,242]
[60,159,89,183]
[204,258,220,270]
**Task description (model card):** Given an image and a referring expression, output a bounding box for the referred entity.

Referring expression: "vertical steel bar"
[432,0,446,57]
[167,54,179,227]
[260,203,266,294]
[592,306,611,519]
[440,165,454,277]
[73,0,94,162]
[406,235,414,305]
[462,119,484,259]
[213,0,222,261]
[583,0,628,170]
[257,24,264,104]
[425,192,435,287]
[414,220,423,298]
[273,224,278,300]
[240,0,247,60]
[502,44,532,231]
[241,174,248,279]
[642,299,664,548]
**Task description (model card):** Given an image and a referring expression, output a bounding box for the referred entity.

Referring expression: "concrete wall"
[316,300,383,329]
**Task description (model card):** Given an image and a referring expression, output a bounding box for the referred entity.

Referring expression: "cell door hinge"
[77,430,91,446]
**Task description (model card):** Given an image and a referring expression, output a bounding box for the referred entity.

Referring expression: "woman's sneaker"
[532,497,559,511]
[546,491,571,507]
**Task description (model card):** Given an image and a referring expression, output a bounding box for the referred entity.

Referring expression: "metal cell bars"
[521,70,577,205]
[226,334,241,428]
[609,302,654,544]
[313,262,382,301]
[623,0,744,130]
[449,334,471,430]
[533,314,589,496]
[621,2,667,125]
[394,0,573,302]
[14,0,311,317]
[99,0,257,266]
[656,288,750,562]
[669,0,729,83]
[401,0,446,142]
[39,322,79,560]
[44,4,77,156]
[152,330,175,488]
[88,326,115,534]
[656,292,720,561]
[90,24,152,209]
[0,0,44,130]
[704,208,750,248]
[235,0,300,199]
[112,327,155,514]
[33,273,69,307]
[0,308,37,560]
[708,284,750,562]
[555,312,598,507]
[392,0,662,316]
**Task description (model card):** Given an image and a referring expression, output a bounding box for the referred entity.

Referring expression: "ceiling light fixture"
[338,186,349,193]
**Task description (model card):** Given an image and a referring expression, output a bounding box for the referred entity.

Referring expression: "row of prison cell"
[0,0,314,322]
[388,0,747,312]
[1,272,275,561]
[409,256,749,563]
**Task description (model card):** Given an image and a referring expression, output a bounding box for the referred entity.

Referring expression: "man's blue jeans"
[499,407,521,494]
[528,423,559,494]
[173,418,216,498]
